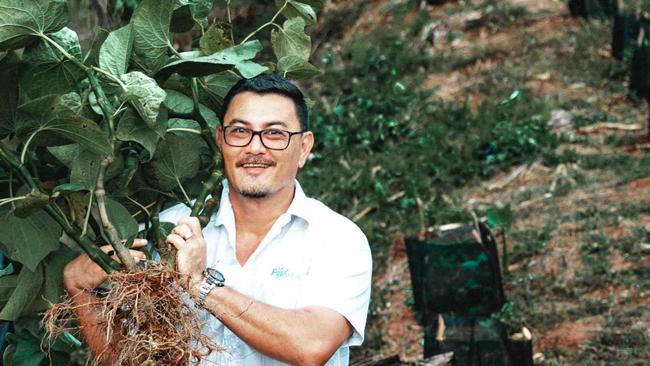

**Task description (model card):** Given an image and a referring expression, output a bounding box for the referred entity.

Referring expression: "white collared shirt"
[159,180,372,366]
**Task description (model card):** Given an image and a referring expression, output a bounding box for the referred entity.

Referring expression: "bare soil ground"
[350,0,650,364]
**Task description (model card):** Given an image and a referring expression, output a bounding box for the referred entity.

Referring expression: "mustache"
[236,156,276,167]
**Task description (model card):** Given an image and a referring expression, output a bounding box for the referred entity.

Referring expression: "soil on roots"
[44,264,221,365]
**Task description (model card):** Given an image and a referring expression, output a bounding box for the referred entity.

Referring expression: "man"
[63,74,373,366]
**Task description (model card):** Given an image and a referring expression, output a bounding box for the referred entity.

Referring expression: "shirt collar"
[213,179,312,228]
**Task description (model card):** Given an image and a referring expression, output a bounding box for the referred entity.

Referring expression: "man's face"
[217,91,314,199]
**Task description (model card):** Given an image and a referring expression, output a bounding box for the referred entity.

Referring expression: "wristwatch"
[196,268,225,307]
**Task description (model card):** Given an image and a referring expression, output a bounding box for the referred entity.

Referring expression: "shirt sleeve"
[299,222,372,346]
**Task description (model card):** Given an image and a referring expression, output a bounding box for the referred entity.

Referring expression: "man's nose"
[247,132,267,153]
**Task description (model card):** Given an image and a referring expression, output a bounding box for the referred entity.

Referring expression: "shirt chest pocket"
[260,261,310,309]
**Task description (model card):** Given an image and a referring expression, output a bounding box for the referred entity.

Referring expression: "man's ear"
[298,131,314,168]
[215,126,224,151]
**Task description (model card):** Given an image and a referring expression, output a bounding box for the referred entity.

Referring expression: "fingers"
[172,224,194,241]
[99,244,146,263]
[132,238,149,248]
[166,233,186,251]
[177,217,202,238]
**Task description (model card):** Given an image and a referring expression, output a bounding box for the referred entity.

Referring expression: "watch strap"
[197,278,217,307]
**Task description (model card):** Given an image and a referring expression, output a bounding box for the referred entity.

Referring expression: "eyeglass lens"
[224,127,293,150]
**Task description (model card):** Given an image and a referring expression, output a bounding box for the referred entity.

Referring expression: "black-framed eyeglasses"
[221,126,306,151]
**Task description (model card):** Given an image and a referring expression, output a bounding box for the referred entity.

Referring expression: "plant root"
[44,264,221,365]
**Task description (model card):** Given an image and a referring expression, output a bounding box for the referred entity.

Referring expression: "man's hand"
[63,239,148,293]
[166,217,207,293]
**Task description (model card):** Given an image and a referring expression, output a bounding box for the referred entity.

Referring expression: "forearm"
[65,286,114,365]
[201,286,350,366]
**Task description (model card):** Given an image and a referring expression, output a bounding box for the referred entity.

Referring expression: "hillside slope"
[307,0,650,364]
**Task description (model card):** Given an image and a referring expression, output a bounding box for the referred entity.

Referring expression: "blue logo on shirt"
[271,267,289,278]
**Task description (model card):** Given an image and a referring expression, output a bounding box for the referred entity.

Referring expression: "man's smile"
[236,156,276,174]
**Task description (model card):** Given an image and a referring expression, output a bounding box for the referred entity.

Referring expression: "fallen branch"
[579,122,642,134]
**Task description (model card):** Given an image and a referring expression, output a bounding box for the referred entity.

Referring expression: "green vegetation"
[0,0,321,363]
[1,0,649,364]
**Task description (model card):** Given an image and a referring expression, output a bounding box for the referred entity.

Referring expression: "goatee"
[239,189,269,198]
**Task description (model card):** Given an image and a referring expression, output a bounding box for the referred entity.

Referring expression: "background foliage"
[0,0,321,363]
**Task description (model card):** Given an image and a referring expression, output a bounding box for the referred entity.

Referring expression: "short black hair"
[219,74,309,130]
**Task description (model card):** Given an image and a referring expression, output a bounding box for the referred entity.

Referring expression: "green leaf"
[0,0,68,51]
[59,92,82,110]
[26,247,78,314]
[20,27,85,99]
[116,108,166,158]
[143,133,204,191]
[121,71,167,129]
[164,89,219,128]
[0,274,18,306]
[0,263,42,322]
[277,0,317,25]
[0,51,20,137]
[69,148,126,191]
[83,27,110,66]
[167,118,200,131]
[200,25,234,55]
[181,0,212,19]
[486,206,514,228]
[4,316,72,365]
[0,210,61,272]
[171,0,212,32]
[100,23,134,77]
[16,95,112,157]
[271,17,311,62]
[199,70,241,112]
[131,0,175,74]
[105,198,139,240]
[156,40,267,79]
[52,183,86,193]
[277,55,320,80]
[47,144,79,168]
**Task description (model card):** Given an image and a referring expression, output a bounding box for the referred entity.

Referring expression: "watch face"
[206,268,225,283]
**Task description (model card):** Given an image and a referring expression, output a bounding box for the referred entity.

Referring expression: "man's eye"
[264,129,285,136]
[231,127,249,134]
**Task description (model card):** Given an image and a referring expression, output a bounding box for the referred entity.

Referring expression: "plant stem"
[95,158,137,271]
[200,185,222,228]
[82,192,93,236]
[168,111,194,119]
[8,171,14,209]
[88,72,117,144]
[190,78,219,157]
[168,43,182,58]
[0,143,37,188]
[226,0,234,43]
[40,33,118,148]
[150,198,175,268]
[240,0,288,44]
[0,143,118,273]
[92,66,127,91]
[47,204,119,273]
[125,196,152,220]
[176,177,192,207]
[191,169,223,219]
[0,196,27,208]
[166,128,202,135]
[502,228,509,275]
